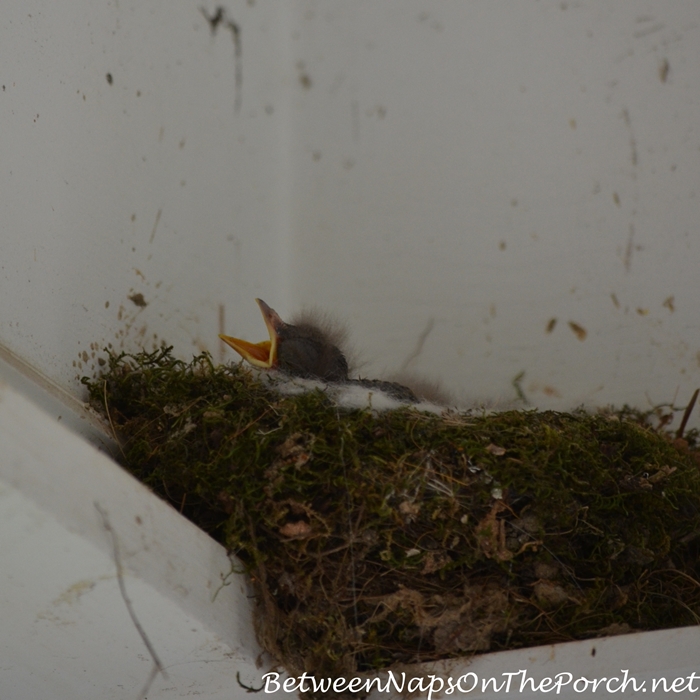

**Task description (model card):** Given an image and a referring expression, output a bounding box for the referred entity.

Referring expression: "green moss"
[83,347,700,678]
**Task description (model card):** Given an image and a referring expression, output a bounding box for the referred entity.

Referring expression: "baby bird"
[220,299,349,381]
[220,299,423,405]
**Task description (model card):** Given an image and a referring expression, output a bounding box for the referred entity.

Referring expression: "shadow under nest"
[83,347,700,679]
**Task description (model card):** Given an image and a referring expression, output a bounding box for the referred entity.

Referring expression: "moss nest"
[83,347,700,678]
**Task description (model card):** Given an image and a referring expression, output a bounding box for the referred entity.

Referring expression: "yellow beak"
[219,298,282,369]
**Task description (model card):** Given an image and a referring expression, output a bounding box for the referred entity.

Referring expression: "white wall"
[1,0,699,423]
[0,0,291,390]
[287,1,700,414]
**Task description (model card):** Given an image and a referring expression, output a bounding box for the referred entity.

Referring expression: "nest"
[83,347,700,680]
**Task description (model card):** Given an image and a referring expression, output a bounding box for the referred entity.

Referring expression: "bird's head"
[220,298,349,382]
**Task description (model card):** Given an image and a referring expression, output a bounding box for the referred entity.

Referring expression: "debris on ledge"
[83,347,700,679]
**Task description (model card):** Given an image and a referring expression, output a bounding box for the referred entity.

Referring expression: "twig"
[676,388,699,440]
[399,317,435,372]
[95,502,168,698]
[237,671,264,693]
[654,568,700,590]
[339,434,360,633]
[512,370,529,405]
[103,379,127,461]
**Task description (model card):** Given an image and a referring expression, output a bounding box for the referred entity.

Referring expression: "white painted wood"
[364,625,700,699]
[1,2,699,697]
[0,0,292,391]
[0,381,285,699]
[286,2,700,418]
[0,343,116,453]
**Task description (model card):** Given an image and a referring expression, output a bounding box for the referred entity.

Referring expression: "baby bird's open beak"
[219,298,284,369]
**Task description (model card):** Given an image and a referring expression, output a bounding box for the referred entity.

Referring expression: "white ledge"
[0,380,283,699]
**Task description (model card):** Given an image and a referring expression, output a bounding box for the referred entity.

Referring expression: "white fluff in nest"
[259,370,451,415]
